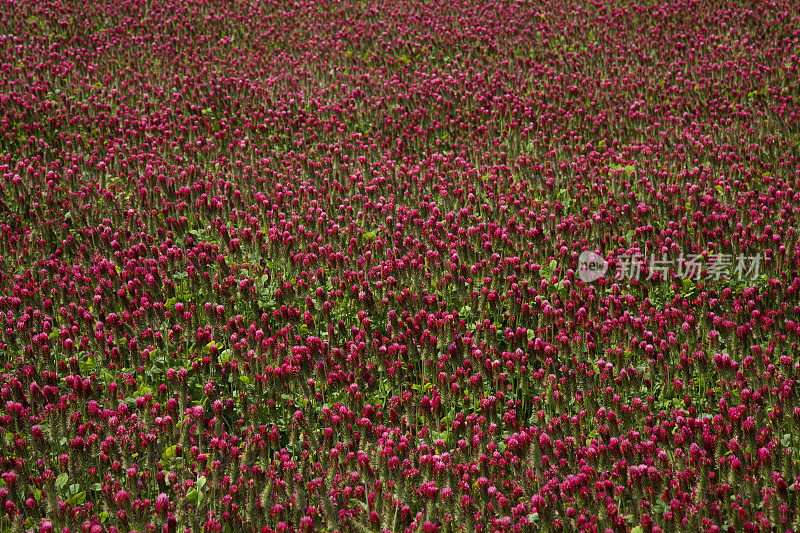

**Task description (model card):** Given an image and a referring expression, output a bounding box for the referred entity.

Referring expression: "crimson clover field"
[1,0,800,531]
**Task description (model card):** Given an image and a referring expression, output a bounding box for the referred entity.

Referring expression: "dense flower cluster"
[0,0,799,531]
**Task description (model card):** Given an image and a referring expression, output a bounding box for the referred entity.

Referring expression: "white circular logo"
[578,251,607,282]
